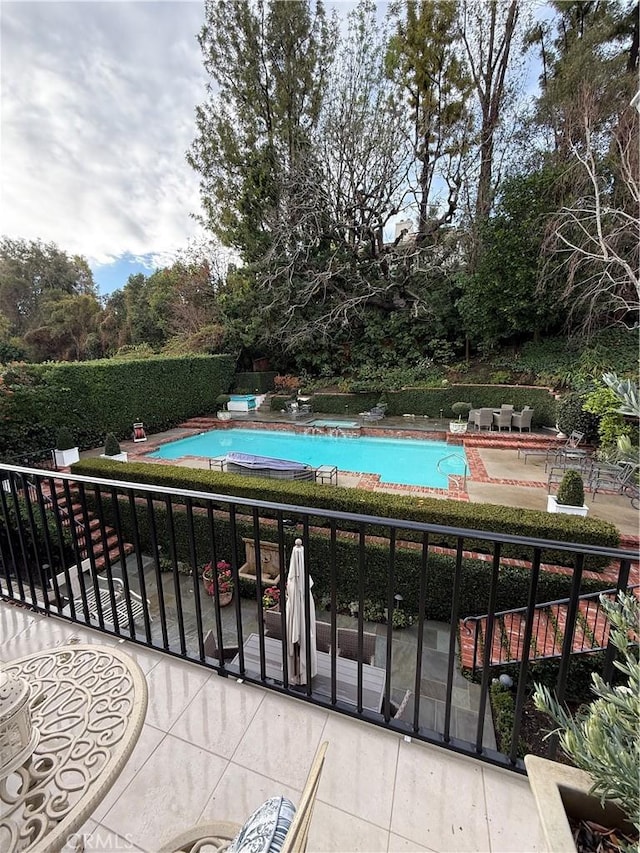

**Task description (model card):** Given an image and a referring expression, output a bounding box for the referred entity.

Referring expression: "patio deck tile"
[0,602,548,853]
[317,714,399,829]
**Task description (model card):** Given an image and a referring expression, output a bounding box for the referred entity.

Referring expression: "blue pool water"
[149,428,467,488]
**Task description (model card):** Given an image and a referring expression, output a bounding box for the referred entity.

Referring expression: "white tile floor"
[0,603,547,852]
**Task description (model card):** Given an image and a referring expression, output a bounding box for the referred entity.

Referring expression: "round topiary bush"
[55,427,75,451]
[556,393,599,440]
[556,470,585,507]
[451,401,472,421]
[104,433,121,457]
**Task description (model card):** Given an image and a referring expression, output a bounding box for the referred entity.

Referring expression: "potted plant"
[262,585,280,611]
[450,402,472,434]
[202,559,234,605]
[100,432,128,463]
[526,591,639,852]
[216,394,232,421]
[54,427,80,467]
[547,469,588,517]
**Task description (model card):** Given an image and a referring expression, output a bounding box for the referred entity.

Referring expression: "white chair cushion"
[227,796,295,853]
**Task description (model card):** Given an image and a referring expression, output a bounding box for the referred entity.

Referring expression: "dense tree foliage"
[1,0,637,379]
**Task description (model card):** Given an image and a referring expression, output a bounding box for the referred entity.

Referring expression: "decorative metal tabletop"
[0,644,148,853]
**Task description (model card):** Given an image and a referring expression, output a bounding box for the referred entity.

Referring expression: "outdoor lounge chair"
[590,462,639,507]
[519,428,583,464]
[362,404,387,422]
[511,406,533,433]
[336,627,376,665]
[543,431,587,470]
[159,741,328,853]
[285,400,302,418]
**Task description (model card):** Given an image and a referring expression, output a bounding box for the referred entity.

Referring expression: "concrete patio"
[1,601,546,852]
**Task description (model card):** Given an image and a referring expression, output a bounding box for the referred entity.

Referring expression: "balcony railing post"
[602,559,632,684]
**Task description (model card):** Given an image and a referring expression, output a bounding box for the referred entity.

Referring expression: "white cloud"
[0,0,207,265]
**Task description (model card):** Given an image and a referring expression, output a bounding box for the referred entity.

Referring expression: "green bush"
[556,393,599,440]
[83,487,609,622]
[55,427,75,451]
[274,386,557,426]
[556,470,585,507]
[490,682,525,758]
[104,433,121,456]
[71,458,620,570]
[451,401,472,419]
[0,354,235,456]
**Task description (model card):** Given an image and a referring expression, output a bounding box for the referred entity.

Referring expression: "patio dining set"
[468,404,533,433]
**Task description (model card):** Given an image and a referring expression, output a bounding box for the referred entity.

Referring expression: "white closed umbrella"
[286,538,317,685]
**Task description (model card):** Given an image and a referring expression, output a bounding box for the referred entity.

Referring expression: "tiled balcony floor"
[1,602,546,852]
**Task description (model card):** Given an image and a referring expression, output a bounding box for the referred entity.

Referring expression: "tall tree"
[386,0,473,243]
[188,0,336,262]
[459,0,520,231]
[0,238,95,336]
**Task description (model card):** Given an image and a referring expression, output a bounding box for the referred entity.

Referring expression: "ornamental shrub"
[533,592,640,833]
[71,457,620,570]
[451,401,472,420]
[556,393,599,440]
[103,433,121,456]
[556,470,585,507]
[55,427,75,451]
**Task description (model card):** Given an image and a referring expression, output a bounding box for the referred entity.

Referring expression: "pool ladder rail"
[437,453,469,488]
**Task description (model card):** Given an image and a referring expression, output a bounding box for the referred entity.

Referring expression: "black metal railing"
[0,462,637,774]
[462,584,639,677]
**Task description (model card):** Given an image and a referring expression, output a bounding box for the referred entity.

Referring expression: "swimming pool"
[149,428,467,489]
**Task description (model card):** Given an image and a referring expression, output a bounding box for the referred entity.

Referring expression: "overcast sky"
[1,1,542,297]
[1,1,208,294]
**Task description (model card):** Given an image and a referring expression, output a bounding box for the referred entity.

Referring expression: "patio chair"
[264,607,284,640]
[336,627,376,665]
[590,462,639,507]
[285,400,302,419]
[159,741,328,853]
[543,431,587,470]
[203,630,239,663]
[472,408,494,431]
[547,457,595,493]
[492,410,512,432]
[315,620,332,653]
[511,406,533,433]
[362,404,386,422]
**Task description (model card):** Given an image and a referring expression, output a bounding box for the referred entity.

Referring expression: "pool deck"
[84,412,639,542]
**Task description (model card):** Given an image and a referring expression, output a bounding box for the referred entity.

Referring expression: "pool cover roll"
[225,452,308,471]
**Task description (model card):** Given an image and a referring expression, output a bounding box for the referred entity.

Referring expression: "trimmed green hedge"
[0,355,235,455]
[71,458,620,570]
[234,372,277,393]
[272,386,557,426]
[85,489,609,622]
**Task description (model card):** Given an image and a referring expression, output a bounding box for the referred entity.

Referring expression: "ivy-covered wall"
[0,354,235,455]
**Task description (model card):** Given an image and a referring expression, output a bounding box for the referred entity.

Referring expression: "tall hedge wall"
[271,386,557,427]
[86,489,609,622]
[71,458,620,570]
[0,355,235,456]
[234,371,277,392]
